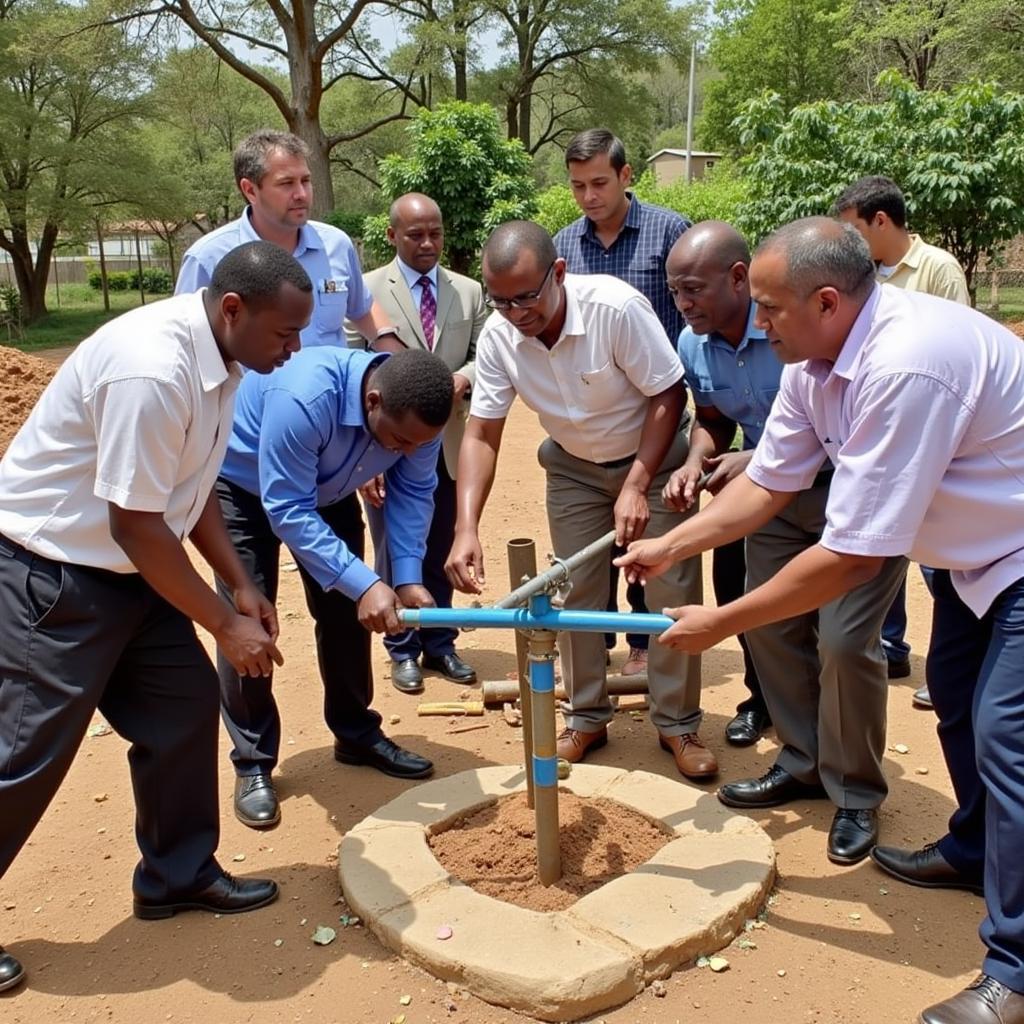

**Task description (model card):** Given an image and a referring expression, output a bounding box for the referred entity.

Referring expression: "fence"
[0,256,173,289]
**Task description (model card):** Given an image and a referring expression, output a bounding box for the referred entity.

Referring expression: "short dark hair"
[372,350,453,428]
[481,220,557,275]
[831,175,908,228]
[757,217,875,301]
[233,130,310,187]
[564,128,627,172]
[209,241,313,303]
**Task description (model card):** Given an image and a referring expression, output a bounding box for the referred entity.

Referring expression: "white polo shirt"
[747,285,1024,616]
[470,273,685,463]
[0,292,243,573]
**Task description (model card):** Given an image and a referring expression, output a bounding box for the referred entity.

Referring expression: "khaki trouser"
[538,424,703,735]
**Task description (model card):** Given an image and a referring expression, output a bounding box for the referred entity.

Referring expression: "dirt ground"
[0,347,997,1024]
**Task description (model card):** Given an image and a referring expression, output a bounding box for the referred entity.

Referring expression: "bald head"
[482,220,556,276]
[386,192,444,273]
[389,192,442,227]
[755,216,874,300]
[668,220,750,278]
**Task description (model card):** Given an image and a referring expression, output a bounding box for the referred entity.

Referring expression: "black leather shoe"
[887,655,912,679]
[718,763,827,809]
[391,658,424,694]
[871,842,984,895]
[423,653,477,683]
[725,708,772,747]
[0,946,25,993]
[234,773,280,829]
[133,872,279,920]
[334,736,434,779]
[828,808,879,865]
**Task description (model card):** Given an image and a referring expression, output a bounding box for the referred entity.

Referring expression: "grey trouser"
[538,425,703,735]
[743,481,908,808]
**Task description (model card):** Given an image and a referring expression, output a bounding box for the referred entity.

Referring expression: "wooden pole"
[507,537,537,809]
[95,219,110,312]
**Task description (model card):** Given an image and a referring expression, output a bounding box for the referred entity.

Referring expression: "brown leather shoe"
[659,731,719,780]
[556,726,608,764]
[920,975,1024,1023]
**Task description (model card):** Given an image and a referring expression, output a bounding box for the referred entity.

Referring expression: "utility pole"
[685,39,697,184]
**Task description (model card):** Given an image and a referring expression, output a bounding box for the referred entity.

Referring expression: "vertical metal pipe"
[507,537,537,809]
[528,593,561,885]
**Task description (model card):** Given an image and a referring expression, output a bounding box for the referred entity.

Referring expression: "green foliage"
[734,73,1024,299]
[533,166,750,237]
[363,103,537,274]
[87,267,172,293]
[0,285,23,324]
[325,211,367,239]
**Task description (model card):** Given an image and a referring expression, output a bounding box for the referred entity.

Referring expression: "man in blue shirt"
[554,128,691,676]
[215,347,454,829]
[663,221,907,866]
[667,221,774,746]
[176,129,405,353]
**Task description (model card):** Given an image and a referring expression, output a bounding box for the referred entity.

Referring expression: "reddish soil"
[0,343,991,1024]
[0,347,57,457]
[428,790,671,912]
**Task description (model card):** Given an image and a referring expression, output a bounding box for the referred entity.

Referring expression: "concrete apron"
[339,765,776,1021]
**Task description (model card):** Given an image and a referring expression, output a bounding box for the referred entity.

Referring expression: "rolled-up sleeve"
[383,438,440,587]
[258,389,378,599]
[820,371,974,557]
[747,366,827,492]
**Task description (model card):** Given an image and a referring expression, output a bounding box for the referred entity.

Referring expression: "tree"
[699,0,853,152]
[485,0,693,152]
[102,0,435,216]
[734,72,1024,302]
[0,0,150,321]
[362,101,536,273]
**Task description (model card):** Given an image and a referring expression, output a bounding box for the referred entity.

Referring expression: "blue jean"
[928,569,1024,990]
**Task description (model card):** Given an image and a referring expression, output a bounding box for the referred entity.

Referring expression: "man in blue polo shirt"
[176,129,405,353]
[554,128,691,676]
[662,221,907,867]
[215,347,454,829]
[664,220,773,746]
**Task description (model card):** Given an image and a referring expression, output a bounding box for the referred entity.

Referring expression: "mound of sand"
[0,346,57,458]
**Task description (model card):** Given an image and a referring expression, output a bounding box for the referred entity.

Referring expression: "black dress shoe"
[133,872,279,920]
[718,763,828,809]
[234,773,280,829]
[0,946,25,993]
[391,658,424,694]
[334,736,433,779]
[871,842,984,895]
[828,808,879,865]
[422,653,477,683]
[725,708,772,747]
[887,655,912,679]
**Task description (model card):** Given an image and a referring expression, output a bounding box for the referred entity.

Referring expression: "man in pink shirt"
[617,217,1024,1024]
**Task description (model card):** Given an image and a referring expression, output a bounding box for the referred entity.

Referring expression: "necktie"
[418,275,436,350]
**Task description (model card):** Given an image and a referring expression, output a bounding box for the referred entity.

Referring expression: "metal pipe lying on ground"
[480,673,648,706]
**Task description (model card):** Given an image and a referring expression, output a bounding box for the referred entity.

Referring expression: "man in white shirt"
[617,217,1024,1024]
[0,242,310,994]
[446,220,716,781]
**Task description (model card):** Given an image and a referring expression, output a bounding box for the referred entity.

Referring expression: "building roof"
[647,148,722,161]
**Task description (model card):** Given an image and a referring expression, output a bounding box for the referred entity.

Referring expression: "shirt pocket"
[315,287,348,334]
[577,361,620,410]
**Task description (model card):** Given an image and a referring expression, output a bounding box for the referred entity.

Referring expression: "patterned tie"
[418,275,436,350]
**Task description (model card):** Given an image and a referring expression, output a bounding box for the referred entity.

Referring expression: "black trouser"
[0,533,221,901]
[367,452,459,661]
[711,535,768,716]
[215,478,383,776]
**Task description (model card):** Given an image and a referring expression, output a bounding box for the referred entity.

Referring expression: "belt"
[597,452,637,469]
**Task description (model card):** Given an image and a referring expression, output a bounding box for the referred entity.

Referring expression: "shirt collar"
[510,276,584,349]
[396,256,438,291]
[241,207,322,255]
[812,284,882,384]
[699,300,767,351]
[339,350,390,428]
[583,193,640,241]
[191,291,240,391]
[894,233,924,271]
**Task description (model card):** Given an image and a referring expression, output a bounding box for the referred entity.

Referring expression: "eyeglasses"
[485,262,555,310]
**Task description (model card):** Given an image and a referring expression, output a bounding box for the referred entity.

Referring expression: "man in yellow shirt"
[833,175,970,711]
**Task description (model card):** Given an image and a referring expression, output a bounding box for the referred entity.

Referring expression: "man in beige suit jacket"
[347,193,488,693]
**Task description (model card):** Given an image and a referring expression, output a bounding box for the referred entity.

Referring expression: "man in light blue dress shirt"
[176,129,405,353]
[215,347,454,829]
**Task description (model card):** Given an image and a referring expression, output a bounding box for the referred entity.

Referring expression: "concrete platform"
[339,765,775,1022]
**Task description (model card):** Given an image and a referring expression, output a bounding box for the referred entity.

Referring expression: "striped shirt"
[554,195,689,340]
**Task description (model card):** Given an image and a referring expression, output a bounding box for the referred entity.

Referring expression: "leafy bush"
[87,267,172,293]
[325,210,367,239]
